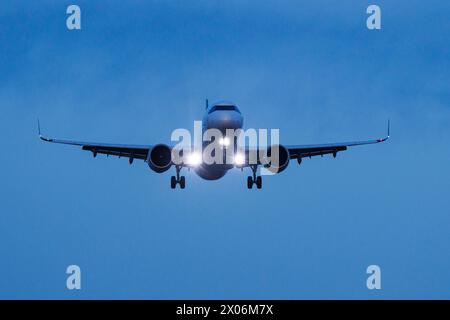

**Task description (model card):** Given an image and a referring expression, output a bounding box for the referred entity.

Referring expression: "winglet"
[377,119,390,142]
[387,119,390,138]
[37,119,53,142]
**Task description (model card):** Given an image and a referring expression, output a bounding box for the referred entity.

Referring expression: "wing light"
[186,152,202,166]
[234,153,246,166]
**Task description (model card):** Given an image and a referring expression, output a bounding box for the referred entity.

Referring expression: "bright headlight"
[186,152,202,166]
[219,137,230,147]
[234,153,246,166]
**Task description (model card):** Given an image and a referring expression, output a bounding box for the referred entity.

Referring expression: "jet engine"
[262,144,290,174]
[147,144,172,173]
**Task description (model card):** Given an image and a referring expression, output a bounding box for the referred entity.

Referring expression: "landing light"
[234,153,246,166]
[186,152,202,166]
[219,137,230,147]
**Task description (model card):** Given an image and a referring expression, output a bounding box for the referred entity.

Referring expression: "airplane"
[39,100,389,189]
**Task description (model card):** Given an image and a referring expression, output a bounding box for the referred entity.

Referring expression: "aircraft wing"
[38,121,150,161]
[287,121,390,160]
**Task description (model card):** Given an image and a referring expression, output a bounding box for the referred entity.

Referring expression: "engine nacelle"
[262,144,290,174]
[147,144,172,173]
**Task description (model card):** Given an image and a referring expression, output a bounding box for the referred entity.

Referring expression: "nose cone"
[207,111,243,131]
[205,102,243,131]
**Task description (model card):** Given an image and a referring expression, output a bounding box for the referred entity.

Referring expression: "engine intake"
[262,144,290,174]
[147,144,172,173]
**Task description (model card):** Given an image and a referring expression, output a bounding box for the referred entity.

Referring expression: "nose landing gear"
[171,165,185,189]
[247,165,262,189]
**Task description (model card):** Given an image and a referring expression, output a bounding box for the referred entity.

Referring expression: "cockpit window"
[208,105,241,114]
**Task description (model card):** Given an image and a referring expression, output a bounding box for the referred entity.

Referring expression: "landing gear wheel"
[170,176,177,189]
[247,176,253,189]
[170,165,186,189]
[180,176,186,189]
[256,176,262,189]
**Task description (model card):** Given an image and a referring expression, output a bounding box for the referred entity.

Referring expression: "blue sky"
[1,0,449,299]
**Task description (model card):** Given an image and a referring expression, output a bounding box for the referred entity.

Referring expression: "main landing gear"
[247,165,262,189]
[171,165,185,189]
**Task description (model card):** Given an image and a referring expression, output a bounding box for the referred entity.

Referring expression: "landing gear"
[179,176,185,189]
[255,176,262,189]
[171,165,186,189]
[247,165,262,189]
[247,176,253,189]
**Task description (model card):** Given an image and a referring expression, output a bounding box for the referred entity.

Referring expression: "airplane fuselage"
[196,102,244,180]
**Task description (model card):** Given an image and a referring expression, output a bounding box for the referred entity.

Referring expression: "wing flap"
[81,144,149,160]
